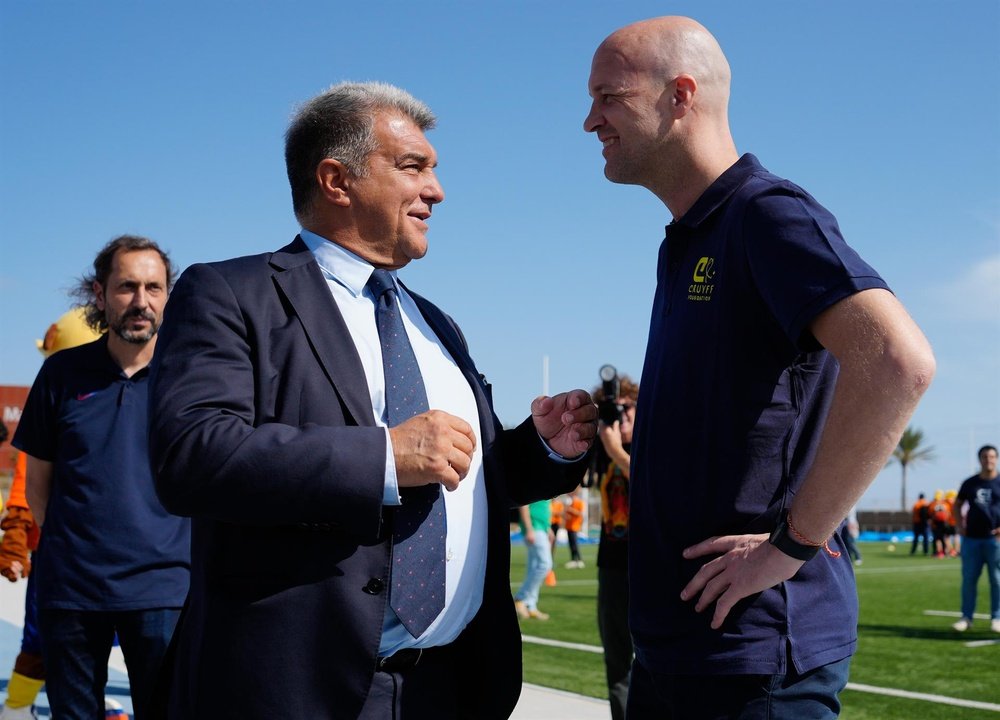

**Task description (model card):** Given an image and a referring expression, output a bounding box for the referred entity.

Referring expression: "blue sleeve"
[957,479,973,505]
[149,261,388,533]
[743,185,889,349]
[11,359,59,461]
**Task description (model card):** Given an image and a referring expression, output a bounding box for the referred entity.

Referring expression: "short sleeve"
[11,360,59,461]
[957,480,972,505]
[743,185,889,349]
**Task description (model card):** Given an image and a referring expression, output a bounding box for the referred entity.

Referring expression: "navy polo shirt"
[630,154,888,675]
[13,336,190,611]
[956,475,1000,538]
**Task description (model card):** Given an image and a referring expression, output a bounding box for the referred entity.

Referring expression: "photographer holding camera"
[593,367,650,720]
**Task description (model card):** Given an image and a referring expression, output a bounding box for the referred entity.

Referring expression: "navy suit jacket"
[148,237,584,719]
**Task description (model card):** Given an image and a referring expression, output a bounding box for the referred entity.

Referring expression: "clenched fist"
[389,410,478,491]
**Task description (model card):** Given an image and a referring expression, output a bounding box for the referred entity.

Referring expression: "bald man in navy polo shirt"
[584,17,935,719]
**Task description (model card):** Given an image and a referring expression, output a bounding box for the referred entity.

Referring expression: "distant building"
[1,385,30,474]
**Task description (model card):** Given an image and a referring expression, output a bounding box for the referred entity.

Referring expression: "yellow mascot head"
[37,307,102,358]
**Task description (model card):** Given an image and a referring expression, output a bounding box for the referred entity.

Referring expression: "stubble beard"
[604,144,654,188]
[109,308,159,344]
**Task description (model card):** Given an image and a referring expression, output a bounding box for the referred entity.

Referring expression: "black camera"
[598,364,624,425]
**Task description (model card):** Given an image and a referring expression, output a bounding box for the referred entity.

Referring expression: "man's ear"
[93,281,106,312]
[316,158,352,207]
[672,74,697,117]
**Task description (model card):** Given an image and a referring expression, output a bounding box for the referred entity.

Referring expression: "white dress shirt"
[300,229,487,655]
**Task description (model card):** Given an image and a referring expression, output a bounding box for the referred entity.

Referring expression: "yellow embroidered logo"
[688,257,716,302]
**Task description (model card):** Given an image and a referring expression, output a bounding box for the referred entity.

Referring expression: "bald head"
[601,16,731,116]
[585,16,739,215]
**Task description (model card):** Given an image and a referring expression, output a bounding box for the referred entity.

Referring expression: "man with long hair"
[12,236,190,719]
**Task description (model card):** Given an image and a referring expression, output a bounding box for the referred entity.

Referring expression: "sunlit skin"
[979,448,998,478]
[583,16,739,218]
[619,403,636,443]
[584,45,675,189]
[598,401,635,479]
[313,112,445,270]
[93,249,168,355]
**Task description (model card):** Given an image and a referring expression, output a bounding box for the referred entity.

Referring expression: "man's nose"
[583,101,602,133]
[423,171,445,205]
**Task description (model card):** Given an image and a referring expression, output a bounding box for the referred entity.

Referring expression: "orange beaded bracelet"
[787,512,841,558]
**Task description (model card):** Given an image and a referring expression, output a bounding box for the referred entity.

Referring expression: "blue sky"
[1,1,997,510]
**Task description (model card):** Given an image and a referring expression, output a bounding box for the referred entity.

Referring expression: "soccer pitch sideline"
[511,540,1000,719]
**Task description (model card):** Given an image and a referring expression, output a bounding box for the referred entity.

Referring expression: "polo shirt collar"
[82,334,116,373]
[674,153,764,229]
[83,334,148,379]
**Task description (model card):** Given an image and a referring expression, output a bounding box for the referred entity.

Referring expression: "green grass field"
[510,540,1000,718]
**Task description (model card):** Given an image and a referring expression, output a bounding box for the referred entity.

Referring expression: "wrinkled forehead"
[590,34,662,88]
[374,112,438,162]
[589,44,635,91]
[110,248,167,276]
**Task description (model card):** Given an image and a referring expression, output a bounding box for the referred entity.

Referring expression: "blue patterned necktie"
[367,268,446,638]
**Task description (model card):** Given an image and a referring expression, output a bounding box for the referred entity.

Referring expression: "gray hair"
[285,81,437,221]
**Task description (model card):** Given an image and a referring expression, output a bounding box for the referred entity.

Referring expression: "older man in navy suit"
[148,82,596,719]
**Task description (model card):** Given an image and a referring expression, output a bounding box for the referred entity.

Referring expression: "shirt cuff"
[383,427,401,505]
[538,432,586,464]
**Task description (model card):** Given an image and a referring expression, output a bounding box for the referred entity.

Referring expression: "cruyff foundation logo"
[688,256,716,302]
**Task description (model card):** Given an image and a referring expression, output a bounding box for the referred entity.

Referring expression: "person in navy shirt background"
[584,16,936,719]
[951,445,1000,633]
[12,236,190,720]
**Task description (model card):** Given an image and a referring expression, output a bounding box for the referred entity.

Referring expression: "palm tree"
[892,426,935,511]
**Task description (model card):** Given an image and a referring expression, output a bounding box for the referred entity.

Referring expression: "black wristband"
[769,510,820,561]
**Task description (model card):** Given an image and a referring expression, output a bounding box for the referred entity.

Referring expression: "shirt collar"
[75,335,145,380]
[299,229,397,297]
[87,334,117,373]
[674,153,765,229]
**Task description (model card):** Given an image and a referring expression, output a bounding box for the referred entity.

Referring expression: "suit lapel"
[267,239,498,442]
[270,237,375,427]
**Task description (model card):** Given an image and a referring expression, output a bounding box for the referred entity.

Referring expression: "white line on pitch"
[522,635,1000,710]
[509,579,597,587]
[522,634,603,654]
[854,564,958,575]
[511,566,951,584]
[844,683,1000,712]
[923,610,991,620]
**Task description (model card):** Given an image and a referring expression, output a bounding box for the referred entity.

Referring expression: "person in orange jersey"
[549,496,565,557]
[543,497,565,586]
[946,489,960,557]
[930,490,952,558]
[563,488,586,569]
[910,492,930,555]
[0,308,100,720]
